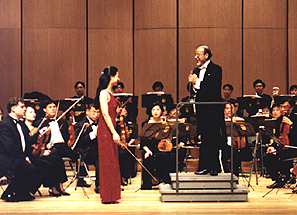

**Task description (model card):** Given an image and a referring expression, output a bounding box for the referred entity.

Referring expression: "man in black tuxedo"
[188,45,225,176]
[34,100,78,162]
[0,97,39,202]
[74,103,99,192]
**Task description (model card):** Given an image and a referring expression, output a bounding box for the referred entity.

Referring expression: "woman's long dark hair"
[94,66,118,108]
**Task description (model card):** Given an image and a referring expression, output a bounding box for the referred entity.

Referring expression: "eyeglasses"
[194,53,205,57]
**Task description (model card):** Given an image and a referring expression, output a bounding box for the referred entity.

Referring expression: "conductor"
[188,45,225,176]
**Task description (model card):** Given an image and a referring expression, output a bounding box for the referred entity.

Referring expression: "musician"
[248,79,272,116]
[74,103,99,191]
[34,99,78,162]
[263,103,297,188]
[113,81,124,93]
[188,45,225,176]
[289,85,297,113]
[71,81,94,123]
[140,102,172,190]
[223,103,245,176]
[0,107,3,121]
[152,81,164,92]
[0,97,40,202]
[113,82,138,123]
[290,85,297,96]
[24,105,69,197]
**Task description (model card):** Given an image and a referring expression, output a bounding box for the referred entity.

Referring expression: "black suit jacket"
[193,61,222,103]
[0,116,31,176]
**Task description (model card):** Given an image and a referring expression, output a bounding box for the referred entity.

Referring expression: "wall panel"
[89,0,133,29]
[0,0,21,115]
[243,29,287,95]
[134,29,177,124]
[0,29,21,115]
[0,0,21,28]
[243,0,287,29]
[134,0,176,29]
[22,28,86,100]
[179,28,242,100]
[88,29,133,99]
[179,0,242,28]
[288,0,297,87]
[22,0,86,28]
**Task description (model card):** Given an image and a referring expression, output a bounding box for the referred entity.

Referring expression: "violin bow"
[119,142,157,182]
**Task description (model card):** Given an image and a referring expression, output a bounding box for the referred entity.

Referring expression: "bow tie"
[91,122,97,126]
[13,119,20,124]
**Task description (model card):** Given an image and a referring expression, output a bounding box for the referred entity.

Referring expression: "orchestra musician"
[70,81,94,123]
[113,81,124,93]
[24,105,69,197]
[73,103,99,192]
[0,97,40,202]
[33,99,78,163]
[188,45,226,176]
[264,99,297,189]
[140,102,172,190]
[152,81,164,92]
[248,79,272,116]
[223,103,246,176]
[223,84,239,113]
[94,66,122,204]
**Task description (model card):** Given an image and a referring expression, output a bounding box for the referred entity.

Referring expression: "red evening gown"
[97,91,121,203]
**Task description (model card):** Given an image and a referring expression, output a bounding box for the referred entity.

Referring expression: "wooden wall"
[0,0,296,123]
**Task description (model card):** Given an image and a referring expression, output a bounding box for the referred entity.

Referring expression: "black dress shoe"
[77,179,91,187]
[210,170,218,176]
[16,192,35,201]
[194,169,209,175]
[1,193,19,202]
[267,181,285,189]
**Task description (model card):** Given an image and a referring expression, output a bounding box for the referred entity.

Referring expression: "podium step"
[159,173,249,202]
[159,183,249,202]
[170,172,238,189]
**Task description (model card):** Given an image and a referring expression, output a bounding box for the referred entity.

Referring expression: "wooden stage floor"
[1,171,297,214]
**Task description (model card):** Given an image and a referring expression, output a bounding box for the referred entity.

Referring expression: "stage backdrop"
[0,0,296,126]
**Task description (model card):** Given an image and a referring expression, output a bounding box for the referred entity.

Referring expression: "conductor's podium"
[159,173,249,202]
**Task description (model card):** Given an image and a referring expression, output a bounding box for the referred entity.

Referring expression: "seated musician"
[223,84,239,112]
[223,103,246,176]
[0,97,40,202]
[152,81,164,92]
[34,99,78,162]
[0,107,3,121]
[70,81,94,123]
[264,101,297,189]
[24,105,69,197]
[73,103,99,191]
[140,102,172,190]
[248,79,272,116]
[289,85,297,114]
[113,81,124,93]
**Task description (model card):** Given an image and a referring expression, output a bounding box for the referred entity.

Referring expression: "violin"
[30,117,48,158]
[232,136,246,150]
[117,97,132,149]
[157,138,173,152]
[67,110,76,148]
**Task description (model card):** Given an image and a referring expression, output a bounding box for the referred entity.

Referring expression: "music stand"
[226,121,258,186]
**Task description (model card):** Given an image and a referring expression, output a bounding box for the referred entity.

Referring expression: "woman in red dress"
[95,66,121,203]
